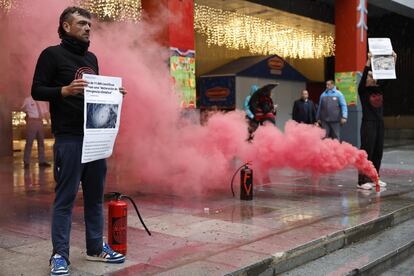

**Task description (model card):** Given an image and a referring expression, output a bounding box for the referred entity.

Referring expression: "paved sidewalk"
[0,140,413,275]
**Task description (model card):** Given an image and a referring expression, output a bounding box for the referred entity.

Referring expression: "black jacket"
[31,36,99,136]
[292,99,316,124]
[358,66,388,121]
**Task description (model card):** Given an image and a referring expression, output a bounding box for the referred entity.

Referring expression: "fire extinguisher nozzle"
[105,192,122,200]
[122,195,152,236]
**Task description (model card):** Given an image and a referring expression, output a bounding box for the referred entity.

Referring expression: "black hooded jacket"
[31,35,99,136]
[292,98,317,124]
[358,66,388,121]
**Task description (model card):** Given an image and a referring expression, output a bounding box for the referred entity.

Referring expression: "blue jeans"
[51,136,107,264]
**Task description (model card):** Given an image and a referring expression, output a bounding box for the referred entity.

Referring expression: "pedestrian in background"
[292,89,317,124]
[21,96,51,169]
[316,80,348,139]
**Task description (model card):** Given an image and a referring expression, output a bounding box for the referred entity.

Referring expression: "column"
[141,0,196,108]
[335,0,367,146]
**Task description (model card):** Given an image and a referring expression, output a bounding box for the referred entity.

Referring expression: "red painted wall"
[142,0,194,50]
[168,0,194,50]
[335,0,367,72]
[306,82,325,104]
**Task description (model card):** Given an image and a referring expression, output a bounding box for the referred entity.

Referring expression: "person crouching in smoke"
[245,84,278,140]
[245,83,279,184]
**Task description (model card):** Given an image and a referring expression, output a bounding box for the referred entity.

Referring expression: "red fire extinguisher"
[231,161,254,200]
[106,192,151,255]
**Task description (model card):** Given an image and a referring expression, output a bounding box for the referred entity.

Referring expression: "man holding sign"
[32,6,126,276]
[357,51,397,190]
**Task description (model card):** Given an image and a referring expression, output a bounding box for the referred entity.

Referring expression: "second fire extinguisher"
[106,192,151,255]
[240,164,253,200]
[231,162,254,200]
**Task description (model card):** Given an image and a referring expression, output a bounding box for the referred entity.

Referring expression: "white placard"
[368,38,396,80]
[82,74,123,163]
[368,38,393,55]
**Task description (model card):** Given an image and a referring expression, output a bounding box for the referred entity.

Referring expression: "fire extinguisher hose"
[231,162,251,197]
[120,195,152,236]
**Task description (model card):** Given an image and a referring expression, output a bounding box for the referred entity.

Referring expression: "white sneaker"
[378,187,387,193]
[357,183,373,190]
[378,180,387,187]
[86,242,125,263]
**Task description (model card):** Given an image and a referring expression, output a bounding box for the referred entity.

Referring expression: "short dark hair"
[326,79,335,84]
[58,6,91,38]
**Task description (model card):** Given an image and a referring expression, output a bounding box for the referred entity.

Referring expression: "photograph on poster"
[86,103,119,129]
[372,55,395,71]
[368,38,396,79]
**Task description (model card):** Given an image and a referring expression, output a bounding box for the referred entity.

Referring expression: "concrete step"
[382,249,414,275]
[226,203,414,276]
[282,215,414,276]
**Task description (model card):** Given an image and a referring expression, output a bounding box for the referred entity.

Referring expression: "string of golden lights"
[194,4,335,59]
[75,0,141,22]
[0,0,17,12]
[2,1,334,58]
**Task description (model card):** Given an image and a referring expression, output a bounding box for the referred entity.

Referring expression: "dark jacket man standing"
[292,90,317,124]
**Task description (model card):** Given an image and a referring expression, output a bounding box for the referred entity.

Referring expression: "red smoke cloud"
[243,122,378,184]
[1,1,378,195]
[0,1,66,105]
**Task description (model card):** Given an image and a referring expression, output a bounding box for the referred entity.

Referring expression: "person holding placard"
[357,51,397,190]
[31,6,126,276]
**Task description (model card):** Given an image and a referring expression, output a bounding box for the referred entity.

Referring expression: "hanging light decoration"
[75,0,141,22]
[0,0,17,12]
[194,4,335,59]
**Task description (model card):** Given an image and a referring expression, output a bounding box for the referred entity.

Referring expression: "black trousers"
[358,120,384,184]
[247,117,276,141]
[320,121,341,140]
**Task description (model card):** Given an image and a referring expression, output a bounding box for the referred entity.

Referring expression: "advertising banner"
[170,48,196,108]
[199,76,235,109]
[335,71,360,106]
